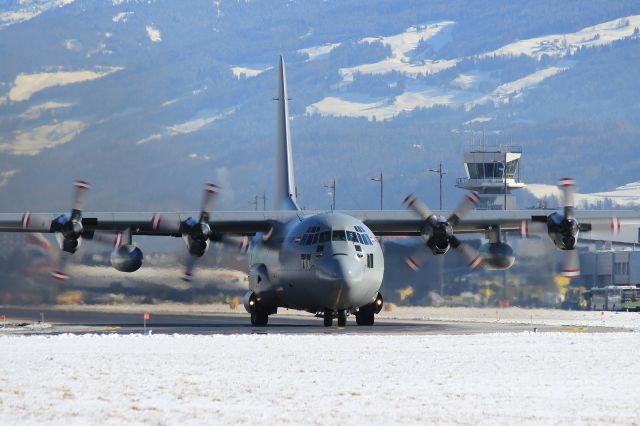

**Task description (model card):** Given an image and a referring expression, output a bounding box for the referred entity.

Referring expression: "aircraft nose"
[317,255,364,308]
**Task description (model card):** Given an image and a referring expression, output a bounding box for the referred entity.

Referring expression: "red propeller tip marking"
[151,214,162,231]
[610,217,621,234]
[51,271,69,281]
[468,255,483,270]
[403,195,416,208]
[466,192,480,206]
[21,212,31,229]
[404,257,420,272]
[561,269,580,278]
[204,183,219,194]
[113,233,123,248]
[74,181,91,190]
[558,178,575,187]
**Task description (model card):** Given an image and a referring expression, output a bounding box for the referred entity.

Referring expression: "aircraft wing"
[344,209,640,236]
[2,209,639,237]
[0,211,280,236]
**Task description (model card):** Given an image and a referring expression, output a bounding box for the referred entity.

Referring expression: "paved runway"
[0,306,621,335]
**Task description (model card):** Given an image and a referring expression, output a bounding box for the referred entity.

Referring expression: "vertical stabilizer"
[274,56,300,211]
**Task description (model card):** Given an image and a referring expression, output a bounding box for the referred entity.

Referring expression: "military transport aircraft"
[1,57,638,327]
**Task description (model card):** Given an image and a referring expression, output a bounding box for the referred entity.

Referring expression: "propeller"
[519,178,581,278]
[47,181,92,281]
[402,192,483,271]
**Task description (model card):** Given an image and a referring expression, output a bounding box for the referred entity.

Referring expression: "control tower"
[455,142,525,210]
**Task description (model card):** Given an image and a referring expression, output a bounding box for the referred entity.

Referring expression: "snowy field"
[1,332,639,425]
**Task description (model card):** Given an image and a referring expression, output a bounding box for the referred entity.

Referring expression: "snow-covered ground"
[0,332,638,424]
[479,15,640,60]
[525,181,640,208]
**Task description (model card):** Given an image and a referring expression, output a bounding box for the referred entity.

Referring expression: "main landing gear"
[323,309,348,327]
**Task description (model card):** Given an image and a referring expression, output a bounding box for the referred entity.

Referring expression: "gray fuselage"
[248,212,384,314]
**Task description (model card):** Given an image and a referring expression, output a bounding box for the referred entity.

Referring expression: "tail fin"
[274,56,300,211]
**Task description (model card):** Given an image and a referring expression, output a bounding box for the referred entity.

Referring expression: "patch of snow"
[161,99,178,107]
[307,86,458,121]
[20,101,73,120]
[525,181,640,208]
[0,0,76,30]
[167,112,229,136]
[340,21,457,82]
[145,24,161,42]
[297,42,341,61]
[450,73,480,89]
[479,15,640,60]
[134,133,162,145]
[464,116,493,125]
[0,120,86,156]
[465,66,568,110]
[112,11,133,23]
[136,110,235,145]
[0,169,18,189]
[0,333,639,424]
[231,65,273,79]
[63,39,82,52]
[7,67,123,103]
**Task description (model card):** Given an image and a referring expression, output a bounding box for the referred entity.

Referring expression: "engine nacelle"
[547,212,579,250]
[248,263,270,289]
[479,242,515,270]
[110,244,143,272]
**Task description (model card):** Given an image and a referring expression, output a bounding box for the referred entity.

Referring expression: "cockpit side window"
[332,230,347,241]
[319,231,331,243]
[311,233,319,244]
[362,234,372,245]
[346,230,358,243]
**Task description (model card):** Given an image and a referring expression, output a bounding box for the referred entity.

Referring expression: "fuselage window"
[346,230,358,243]
[316,245,324,252]
[319,231,331,243]
[332,230,347,241]
[355,245,362,252]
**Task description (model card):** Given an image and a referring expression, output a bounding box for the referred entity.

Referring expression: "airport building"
[455,142,525,210]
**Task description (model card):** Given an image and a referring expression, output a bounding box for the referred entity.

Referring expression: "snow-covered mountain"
[1,0,639,212]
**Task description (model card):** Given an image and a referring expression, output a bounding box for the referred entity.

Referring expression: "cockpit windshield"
[332,230,347,241]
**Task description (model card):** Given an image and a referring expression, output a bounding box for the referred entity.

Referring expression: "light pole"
[324,178,336,210]
[504,152,508,210]
[249,195,258,211]
[429,161,446,210]
[371,171,383,210]
[261,192,267,211]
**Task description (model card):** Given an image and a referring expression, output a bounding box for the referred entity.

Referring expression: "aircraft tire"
[251,307,269,326]
[356,304,375,326]
[323,310,333,327]
[337,309,347,327]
